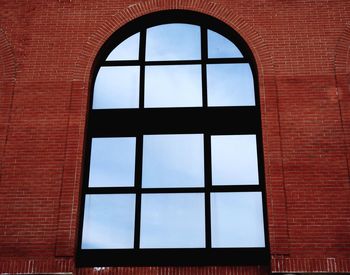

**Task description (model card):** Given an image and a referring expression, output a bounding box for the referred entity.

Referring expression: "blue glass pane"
[89,137,136,187]
[144,65,202,107]
[208,30,243,58]
[142,134,204,188]
[146,24,201,61]
[93,66,139,109]
[211,192,265,248]
[82,194,135,249]
[211,135,259,185]
[207,64,255,106]
[140,193,205,248]
[106,33,140,61]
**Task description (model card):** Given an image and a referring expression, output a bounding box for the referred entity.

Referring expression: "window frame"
[77,10,269,267]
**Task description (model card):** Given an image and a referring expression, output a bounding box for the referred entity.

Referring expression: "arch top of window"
[105,25,243,61]
[92,11,257,110]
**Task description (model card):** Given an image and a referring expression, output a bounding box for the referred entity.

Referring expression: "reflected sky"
[106,32,140,61]
[211,192,265,248]
[96,24,254,109]
[140,193,205,248]
[93,66,139,109]
[211,135,259,185]
[144,65,202,107]
[142,134,204,188]
[207,64,255,106]
[208,30,243,58]
[82,194,135,249]
[146,24,201,61]
[89,137,136,187]
[86,24,265,251]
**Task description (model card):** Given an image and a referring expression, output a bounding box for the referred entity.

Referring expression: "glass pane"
[207,64,255,106]
[211,192,265,248]
[89,137,136,187]
[106,33,140,61]
[208,30,243,58]
[142,134,204,188]
[140,193,205,248]
[211,135,259,185]
[93,66,139,109]
[82,194,135,249]
[144,65,202,107]
[146,23,201,61]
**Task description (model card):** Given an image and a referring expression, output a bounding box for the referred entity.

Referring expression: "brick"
[0,0,349,274]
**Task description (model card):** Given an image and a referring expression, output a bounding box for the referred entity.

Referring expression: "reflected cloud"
[140,193,205,248]
[211,192,265,248]
[211,135,259,185]
[89,137,136,187]
[82,194,136,249]
[142,134,204,188]
[145,65,202,107]
[208,29,243,58]
[106,32,140,61]
[207,64,255,106]
[93,66,139,109]
[146,24,201,61]
[85,23,264,253]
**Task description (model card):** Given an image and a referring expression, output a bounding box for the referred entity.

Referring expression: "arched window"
[77,10,269,267]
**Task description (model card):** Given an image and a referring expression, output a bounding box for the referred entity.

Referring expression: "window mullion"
[204,133,212,248]
[201,26,208,107]
[135,30,146,249]
[134,135,143,249]
[139,29,146,108]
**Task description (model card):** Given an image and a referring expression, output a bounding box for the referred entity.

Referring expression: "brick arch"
[59,1,289,267]
[73,1,275,82]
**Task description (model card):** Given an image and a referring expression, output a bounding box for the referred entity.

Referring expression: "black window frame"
[77,10,270,267]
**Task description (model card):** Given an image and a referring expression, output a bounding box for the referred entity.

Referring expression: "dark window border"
[77,10,270,267]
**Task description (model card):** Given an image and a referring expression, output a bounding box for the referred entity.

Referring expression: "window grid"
[78,10,269,267]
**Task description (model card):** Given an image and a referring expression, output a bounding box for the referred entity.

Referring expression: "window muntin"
[78,11,268,267]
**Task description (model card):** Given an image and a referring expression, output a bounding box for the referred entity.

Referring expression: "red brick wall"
[0,0,349,274]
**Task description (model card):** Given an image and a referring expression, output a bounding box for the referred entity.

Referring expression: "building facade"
[0,0,349,274]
